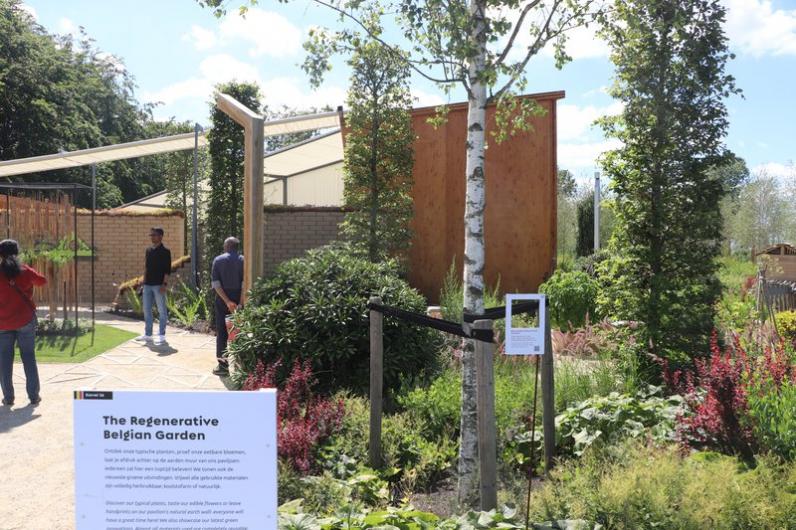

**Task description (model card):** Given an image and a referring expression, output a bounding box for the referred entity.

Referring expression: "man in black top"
[135,227,171,345]
[210,237,244,376]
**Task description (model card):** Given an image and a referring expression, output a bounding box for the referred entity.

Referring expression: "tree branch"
[310,0,465,85]
[492,0,593,100]
[494,0,544,66]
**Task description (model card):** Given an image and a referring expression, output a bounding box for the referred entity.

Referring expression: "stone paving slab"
[0,311,229,530]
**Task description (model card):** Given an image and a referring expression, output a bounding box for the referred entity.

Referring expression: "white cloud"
[218,8,302,58]
[557,102,622,142]
[57,17,79,38]
[724,0,796,56]
[96,52,126,74]
[753,161,796,179]
[183,25,218,51]
[582,85,609,98]
[260,77,346,110]
[411,88,445,107]
[144,53,345,114]
[143,78,212,107]
[19,3,37,20]
[199,53,261,84]
[142,54,261,107]
[541,23,610,60]
[491,5,609,63]
[559,139,622,169]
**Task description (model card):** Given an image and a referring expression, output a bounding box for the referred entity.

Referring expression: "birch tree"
[198,0,596,505]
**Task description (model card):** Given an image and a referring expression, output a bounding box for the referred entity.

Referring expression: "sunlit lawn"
[32,324,136,363]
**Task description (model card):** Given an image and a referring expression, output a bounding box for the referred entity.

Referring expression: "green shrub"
[553,358,623,411]
[527,444,796,529]
[748,379,796,461]
[167,281,208,328]
[318,395,455,493]
[554,386,684,457]
[282,472,390,515]
[398,361,540,445]
[277,502,595,529]
[229,245,442,392]
[539,270,599,330]
[439,259,502,325]
[776,310,796,340]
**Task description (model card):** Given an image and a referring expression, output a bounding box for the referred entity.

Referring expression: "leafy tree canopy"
[1,1,189,207]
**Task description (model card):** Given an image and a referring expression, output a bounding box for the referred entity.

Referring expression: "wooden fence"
[0,192,80,319]
[761,278,796,314]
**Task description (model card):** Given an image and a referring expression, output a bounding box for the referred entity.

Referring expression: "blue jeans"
[142,284,168,336]
[0,317,40,403]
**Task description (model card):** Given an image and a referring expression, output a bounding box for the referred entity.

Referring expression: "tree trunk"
[458,0,488,507]
[369,94,380,262]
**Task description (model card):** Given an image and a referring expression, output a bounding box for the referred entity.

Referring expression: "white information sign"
[74,390,277,530]
[504,293,546,355]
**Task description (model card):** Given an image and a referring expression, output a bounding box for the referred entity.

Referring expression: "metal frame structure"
[0,100,342,303]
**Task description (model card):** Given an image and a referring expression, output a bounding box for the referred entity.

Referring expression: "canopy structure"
[264,129,343,177]
[0,102,342,292]
[0,133,208,177]
[0,109,342,178]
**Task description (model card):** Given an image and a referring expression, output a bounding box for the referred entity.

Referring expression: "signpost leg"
[368,296,383,469]
[475,319,497,511]
[541,303,555,474]
[524,355,541,530]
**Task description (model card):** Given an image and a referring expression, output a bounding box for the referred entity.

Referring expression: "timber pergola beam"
[215,93,264,303]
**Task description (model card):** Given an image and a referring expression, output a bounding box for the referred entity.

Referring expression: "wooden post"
[215,94,264,305]
[541,301,555,474]
[475,319,497,511]
[368,295,384,468]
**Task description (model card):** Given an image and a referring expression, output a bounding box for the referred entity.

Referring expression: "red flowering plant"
[659,330,796,463]
[243,358,345,474]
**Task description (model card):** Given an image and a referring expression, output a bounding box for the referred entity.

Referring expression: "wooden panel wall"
[408,92,563,302]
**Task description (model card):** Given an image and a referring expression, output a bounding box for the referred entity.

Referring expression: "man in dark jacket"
[210,237,243,376]
[135,227,171,345]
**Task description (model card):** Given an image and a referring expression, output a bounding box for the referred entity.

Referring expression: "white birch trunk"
[457,0,488,507]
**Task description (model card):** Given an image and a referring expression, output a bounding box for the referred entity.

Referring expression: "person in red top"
[0,239,47,407]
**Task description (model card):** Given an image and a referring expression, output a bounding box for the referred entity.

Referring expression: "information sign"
[74,390,277,530]
[504,294,546,355]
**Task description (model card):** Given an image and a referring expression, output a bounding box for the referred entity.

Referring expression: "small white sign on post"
[74,389,277,530]
[504,294,546,355]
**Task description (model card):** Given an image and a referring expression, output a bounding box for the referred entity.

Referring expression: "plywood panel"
[408,92,563,302]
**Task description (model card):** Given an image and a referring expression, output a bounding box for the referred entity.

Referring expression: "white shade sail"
[0,109,342,178]
[264,130,343,177]
[0,132,208,177]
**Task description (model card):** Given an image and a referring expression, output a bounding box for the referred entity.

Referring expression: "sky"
[20,0,796,182]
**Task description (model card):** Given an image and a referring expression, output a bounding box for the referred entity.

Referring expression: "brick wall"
[263,206,346,275]
[76,212,185,303]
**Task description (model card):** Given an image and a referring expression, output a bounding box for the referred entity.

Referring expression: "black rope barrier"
[367,299,540,343]
[367,302,496,341]
[462,299,539,323]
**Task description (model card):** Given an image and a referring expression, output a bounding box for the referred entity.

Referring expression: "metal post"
[524,355,542,530]
[594,171,601,252]
[368,296,384,468]
[541,301,555,474]
[5,190,9,239]
[91,165,96,329]
[73,184,78,329]
[475,319,497,511]
[191,124,202,289]
[282,177,288,206]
